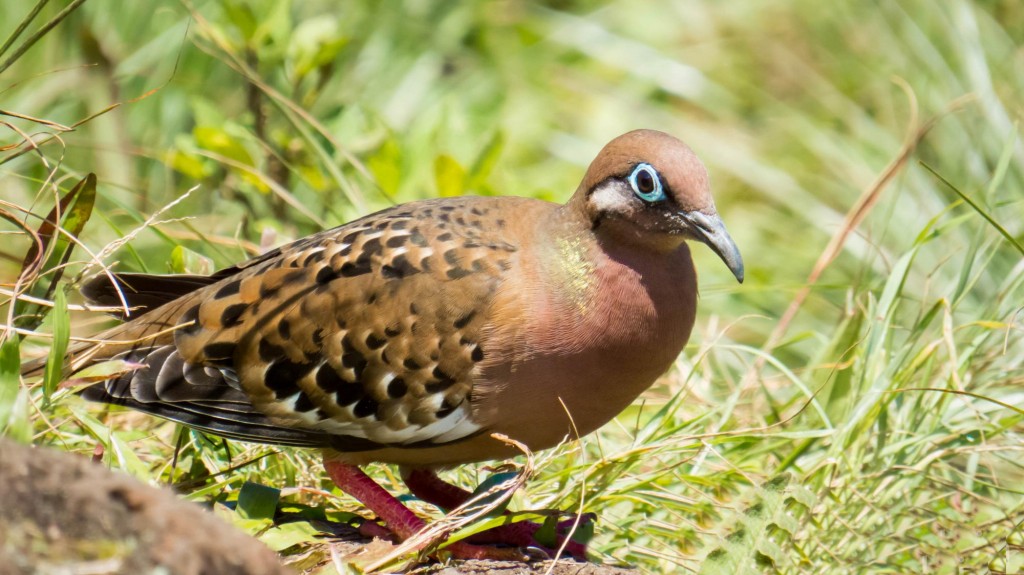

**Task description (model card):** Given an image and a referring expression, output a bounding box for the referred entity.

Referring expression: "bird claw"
[353,519,530,562]
[522,545,555,561]
[439,542,531,562]
[464,513,593,561]
[353,518,587,562]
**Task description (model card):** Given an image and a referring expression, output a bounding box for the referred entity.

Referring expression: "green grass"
[2,0,1023,572]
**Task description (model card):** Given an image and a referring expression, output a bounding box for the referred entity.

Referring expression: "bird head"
[577,129,744,283]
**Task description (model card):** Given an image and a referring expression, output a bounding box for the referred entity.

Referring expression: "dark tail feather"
[81,272,219,319]
[79,247,283,319]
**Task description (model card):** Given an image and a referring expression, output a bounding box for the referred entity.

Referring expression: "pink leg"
[402,468,474,510]
[401,467,590,560]
[323,459,527,561]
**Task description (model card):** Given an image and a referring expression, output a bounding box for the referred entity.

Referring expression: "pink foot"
[401,468,591,560]
[324,459,528,561]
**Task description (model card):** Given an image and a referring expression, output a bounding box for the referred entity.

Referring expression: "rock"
[0,438,289,575]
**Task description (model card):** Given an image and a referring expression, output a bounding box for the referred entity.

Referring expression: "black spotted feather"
[73,198,523,451]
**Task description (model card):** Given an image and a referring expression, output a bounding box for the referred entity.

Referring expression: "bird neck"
[478,200,698,443]
[539,200,697,346]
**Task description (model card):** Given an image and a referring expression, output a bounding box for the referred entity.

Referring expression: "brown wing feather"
[77,197,520,450]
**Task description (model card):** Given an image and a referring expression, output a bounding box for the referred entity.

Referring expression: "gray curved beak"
[684,211,744,283]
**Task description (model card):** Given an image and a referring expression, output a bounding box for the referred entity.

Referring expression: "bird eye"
[628,163,665,203]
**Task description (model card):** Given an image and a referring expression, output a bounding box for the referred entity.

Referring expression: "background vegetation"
[2,0,1022,572]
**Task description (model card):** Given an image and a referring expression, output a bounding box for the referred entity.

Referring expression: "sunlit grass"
[2,0,1022,573]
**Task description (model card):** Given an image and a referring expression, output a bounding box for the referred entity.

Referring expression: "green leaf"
[462,470,518,516]
[467,132,504,193]
[876,246,918,321]
[43,288,70,405]
[823,310,864,423]
[108,429,151,478]
[222,0,259,44]
[69,401,149,477]
[194,126,254,166]
[170,245,214,275]
[531,513,594,547]
[67,404,114,445]
[0,336,23,437]
[166,149,212,180]
[434,154,467,197]
[20,173,96,278]
[367,138,402,197]
[276,502,327,522]
[16,173,96,330]
[533,514,559,548]
[984,126,1017,202]
[4,388,31,443]
[237,481,281,520]
[567,515,594,545]
[258,520,320,552]
[287,15,348,78]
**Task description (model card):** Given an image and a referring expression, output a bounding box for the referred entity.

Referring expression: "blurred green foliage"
[2,0,1022,572]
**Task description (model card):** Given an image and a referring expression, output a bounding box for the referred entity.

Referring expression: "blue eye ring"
[628,163,666,203]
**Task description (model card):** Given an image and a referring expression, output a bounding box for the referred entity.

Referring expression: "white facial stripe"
[588,181,631,214]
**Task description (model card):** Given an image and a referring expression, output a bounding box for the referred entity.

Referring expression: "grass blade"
[0,0,50,62]
[921,161,1024,257]
[0,0,90,75]
[0,337,22,437]
[15,173,96,329]
[42,287,69,405]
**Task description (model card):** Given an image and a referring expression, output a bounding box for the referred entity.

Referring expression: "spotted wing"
[80,198,519,450]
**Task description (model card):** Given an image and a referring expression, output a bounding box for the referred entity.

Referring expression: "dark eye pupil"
[637,170,654,193]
